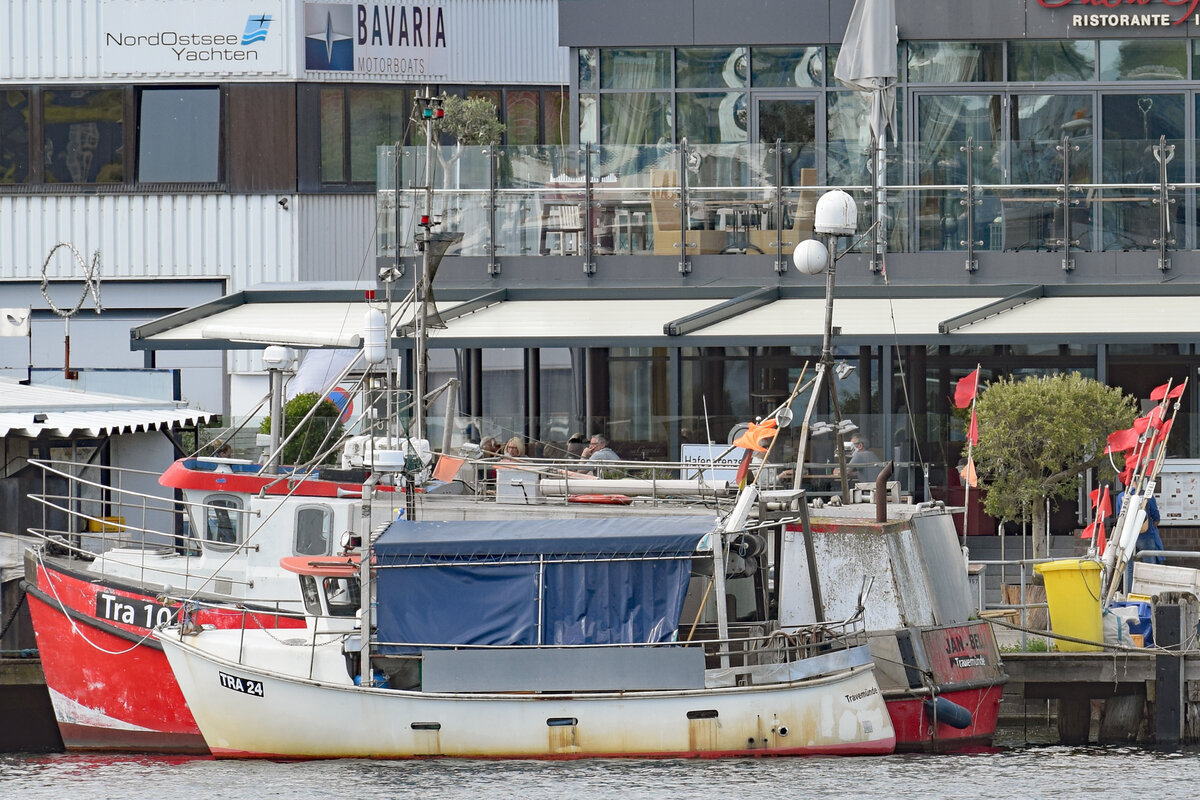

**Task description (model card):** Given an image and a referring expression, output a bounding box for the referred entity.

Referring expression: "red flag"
[1132,407,1164,435]
[1106,427,1138,454]
[1089,486,1112,517]
[1119,464,1135,486]
[733,418,778,453]
[954,369,980,409]
[1149,383,1186,402]
[1152,418,1175,448]
[1081,519,1107,554]
[967,407,979,446]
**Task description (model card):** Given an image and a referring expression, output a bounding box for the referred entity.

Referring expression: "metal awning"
[130,283,1200,352]
[0,380,213,438]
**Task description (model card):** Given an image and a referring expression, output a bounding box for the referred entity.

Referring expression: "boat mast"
[413,87,441,442]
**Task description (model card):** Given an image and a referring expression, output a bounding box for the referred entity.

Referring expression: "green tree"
[259,392,344,466]
[974,372,1136,558]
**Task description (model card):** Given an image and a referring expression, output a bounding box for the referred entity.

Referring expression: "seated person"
[580,434,619,462]
[502,437,527,460]
[833,435,881,483]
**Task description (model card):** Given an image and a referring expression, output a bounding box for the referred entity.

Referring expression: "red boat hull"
[886,684,1004,752]
[25,558,301,753]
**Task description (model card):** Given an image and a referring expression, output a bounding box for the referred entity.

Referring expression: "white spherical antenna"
[792,238,829,275]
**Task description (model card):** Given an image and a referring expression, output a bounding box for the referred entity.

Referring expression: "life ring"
[567,494,633,505]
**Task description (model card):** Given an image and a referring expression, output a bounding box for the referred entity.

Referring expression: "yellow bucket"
[1033,558,1103,652]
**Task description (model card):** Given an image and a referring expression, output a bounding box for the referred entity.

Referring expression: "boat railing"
[25,458,263,587]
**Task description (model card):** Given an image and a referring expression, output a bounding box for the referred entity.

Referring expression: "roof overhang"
[0,380,214,438]
[129,282,1200,352]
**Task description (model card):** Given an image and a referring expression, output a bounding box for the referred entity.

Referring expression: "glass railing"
[378,139,1191,266]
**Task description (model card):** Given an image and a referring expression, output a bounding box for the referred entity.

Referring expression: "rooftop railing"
[378,137,1191,274]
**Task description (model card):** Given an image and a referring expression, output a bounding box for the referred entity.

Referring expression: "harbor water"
[4,728,1200,800]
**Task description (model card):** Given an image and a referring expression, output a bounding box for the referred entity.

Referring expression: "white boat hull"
[158,630,896,759]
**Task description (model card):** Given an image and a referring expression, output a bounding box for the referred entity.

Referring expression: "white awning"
[142,301,445,349]
[0,380,213,438]
[676,296,1004,343]
[943,295,1200,339]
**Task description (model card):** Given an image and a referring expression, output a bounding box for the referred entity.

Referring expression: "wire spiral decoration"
[41,242,103,318]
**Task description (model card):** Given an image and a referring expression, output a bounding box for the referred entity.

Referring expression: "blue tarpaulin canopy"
[372,517,710,653]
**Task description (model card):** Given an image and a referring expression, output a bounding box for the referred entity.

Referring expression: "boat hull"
[159,631,897,760]
[886,685,1004,752]
[24,556,301,753]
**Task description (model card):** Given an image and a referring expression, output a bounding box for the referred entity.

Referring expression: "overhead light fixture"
[837,419,859,434]
[834,361,856,380]
[810,421,833,437]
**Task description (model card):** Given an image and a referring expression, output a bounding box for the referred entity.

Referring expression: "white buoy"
[363,308,387,364]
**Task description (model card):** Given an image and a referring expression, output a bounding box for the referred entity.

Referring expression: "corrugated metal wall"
[0,194,297,291]
[296,193,381,282]
[0,0,566,84]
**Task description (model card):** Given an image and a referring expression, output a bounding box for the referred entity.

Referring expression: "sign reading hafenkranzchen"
[304,1,449,80]
[100,0,287,76]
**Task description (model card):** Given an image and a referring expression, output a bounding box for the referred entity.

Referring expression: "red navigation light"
[364,290,376,300]
[420,214,431,226]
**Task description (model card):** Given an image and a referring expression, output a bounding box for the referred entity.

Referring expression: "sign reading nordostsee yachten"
[101,0,287,76]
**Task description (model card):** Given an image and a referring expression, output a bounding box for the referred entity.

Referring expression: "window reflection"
[43,89,123,183]
[676,48,747,89]
[752,47,822,88]
[600,49,671,90]
[0,90,30,183]
[677,92,747,144]
[1101,93,1183,251]
[908,42,1002,83]
[1100,40,1186,81]
[600,93,671,145]
[348,88,406,182]
[916,94,1000,251]
[1009,41,1095,82]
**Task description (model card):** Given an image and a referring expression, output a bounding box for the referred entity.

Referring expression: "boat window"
[203,495,243,548]
[323,577,360,617]
[294,505,333,556]
[299,575,322,616]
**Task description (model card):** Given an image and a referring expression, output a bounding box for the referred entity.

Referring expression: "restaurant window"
[908,42,1003,83]
[752,46,823,88]
[543,89,568,146]
[1101,92,1184,250]
[676,92,746,144]
[138,88,220,183]
[676,47,747,90]
[600,92,671,145]
[43,89,124,183]
[1009,40,1096,82]
[1100,40,1187,81]
[0,90,30,183]
[600,49,671,90]
[579,48,598,91]
[608,347,671,444]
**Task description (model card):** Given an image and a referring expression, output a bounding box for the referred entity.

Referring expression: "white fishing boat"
[157,491,897,759]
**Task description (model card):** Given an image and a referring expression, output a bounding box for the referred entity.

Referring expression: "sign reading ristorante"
[1038,0,1200,27]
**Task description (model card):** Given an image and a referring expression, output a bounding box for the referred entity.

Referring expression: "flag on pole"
[1150,382,1186,402]
[733,419,778,453]
[961,456,978,488]
[954,368,980,409]
[967,408,979,446]
[1106,426,1138,454]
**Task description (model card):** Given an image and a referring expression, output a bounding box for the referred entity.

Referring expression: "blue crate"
[1111,600,1153,646]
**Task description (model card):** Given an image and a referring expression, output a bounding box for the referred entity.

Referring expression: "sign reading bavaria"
[304,2,449,79]
[101,0,287,76]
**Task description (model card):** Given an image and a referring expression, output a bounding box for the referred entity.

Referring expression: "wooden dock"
[0,658,62,752]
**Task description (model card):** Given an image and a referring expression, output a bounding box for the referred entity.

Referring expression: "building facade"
[0,0,568,414]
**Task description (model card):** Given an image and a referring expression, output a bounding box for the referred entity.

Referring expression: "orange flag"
[733,419,778,453]
[962,456,978,488]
